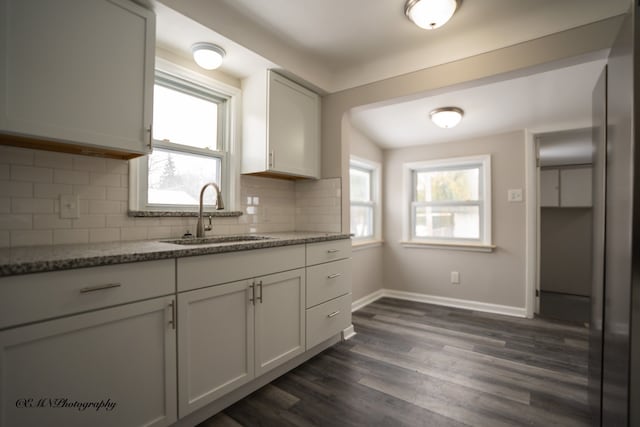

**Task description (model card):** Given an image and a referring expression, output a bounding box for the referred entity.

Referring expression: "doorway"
[535,129,593,324]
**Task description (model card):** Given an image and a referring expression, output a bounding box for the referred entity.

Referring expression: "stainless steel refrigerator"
[589,4,640,426]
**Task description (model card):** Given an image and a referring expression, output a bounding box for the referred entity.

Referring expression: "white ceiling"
[350,58,608,148]
[153,0,626,150]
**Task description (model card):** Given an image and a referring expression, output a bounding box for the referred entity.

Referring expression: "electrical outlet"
[60,194,79,219]
[508,189,523,202]
[451,271,460,284]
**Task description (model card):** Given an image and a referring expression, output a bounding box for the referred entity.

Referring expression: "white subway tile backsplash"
[73,185,106,200]
[0,198,9,214]
[89,200,120,214]
[120,227,148,241]
[11,165,53,183]
[33,214,71,230]
[11,198,54,214]
[54,169,89,185]
[0,231,8,248]
[0,214,32,230]
[0,147,344,247]
[53,229,89,245]
[0,165,9,181]
[0,146,34,166]
[11,230,52,246]
[106,187,127,201]
[34,183,73,199]
[89,228,120,243]
[72,215,106,229]
[0,181,32,198]
[35,151,73,169]
[90,172,120,187]
[73,156,106,173]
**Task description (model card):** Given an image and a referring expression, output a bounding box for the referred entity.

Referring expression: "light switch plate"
[60,194,80,219]
[508,189,523,202]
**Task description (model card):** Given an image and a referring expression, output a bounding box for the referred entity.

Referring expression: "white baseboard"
[352,288,527,318]
[351,289,385,312]
[342,324,356,340]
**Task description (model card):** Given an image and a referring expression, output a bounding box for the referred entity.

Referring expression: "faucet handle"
[204,215,213,232]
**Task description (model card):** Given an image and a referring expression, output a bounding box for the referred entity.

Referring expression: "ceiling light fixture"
[430,107,464,128]
[191,42,226,70]
[405,0,458,30]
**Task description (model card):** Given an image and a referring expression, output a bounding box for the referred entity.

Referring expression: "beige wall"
[346,117,385,301]
[382,131,527,308]
[321,17,621,234]
[540,207,593,296]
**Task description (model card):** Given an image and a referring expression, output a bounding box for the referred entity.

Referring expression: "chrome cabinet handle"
[268,151,274,168]
[327,310,340,318]
[327,249,340,254]
[79,283,122,294]
[327,273,342,279]
[169,300,176,330]
[249,282,256,305]
[257,280,263,304]
[146,125,153,150]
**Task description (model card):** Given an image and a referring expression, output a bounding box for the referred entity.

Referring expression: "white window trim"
[129,57,241,213]
[350,155,382,245]
[402,155,493,249]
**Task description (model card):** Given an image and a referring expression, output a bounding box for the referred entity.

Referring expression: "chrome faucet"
[196,182,225,237]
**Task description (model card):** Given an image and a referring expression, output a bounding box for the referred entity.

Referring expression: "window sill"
[352,240,384,251]
[129,210,243,218]
[400,241,496,253]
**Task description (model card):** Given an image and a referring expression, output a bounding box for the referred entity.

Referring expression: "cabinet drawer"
[306,259,351,308]
[177,245,305,292]
[306,239,351,266]
[0,259,175,330]
[306,293,351,349]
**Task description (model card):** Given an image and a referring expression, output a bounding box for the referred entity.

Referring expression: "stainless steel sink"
[161,235,274,245]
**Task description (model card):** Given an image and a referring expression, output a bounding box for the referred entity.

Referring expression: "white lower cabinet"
[177,280,254,416]
[254,269,306,376]
[177,267,306,418]
[0,296,177,427]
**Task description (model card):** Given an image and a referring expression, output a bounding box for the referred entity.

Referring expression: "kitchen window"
[350,157,381,242]
[130,59,240,213]
[403,155,492,249]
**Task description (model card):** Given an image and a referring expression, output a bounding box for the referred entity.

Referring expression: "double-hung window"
[404,155,491,246]
[350,157,381,241]
[130,62,238,212]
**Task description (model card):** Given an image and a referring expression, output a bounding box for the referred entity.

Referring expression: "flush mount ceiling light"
[405,0,458,30]
[430,107,464,128]
[191,42,226,70]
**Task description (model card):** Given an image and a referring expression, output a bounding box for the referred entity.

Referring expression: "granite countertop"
[0,232,351,277]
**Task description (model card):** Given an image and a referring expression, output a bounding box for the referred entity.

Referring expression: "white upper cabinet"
[0,0,155,158]
[540,166,592,207]
[242,70,320,179]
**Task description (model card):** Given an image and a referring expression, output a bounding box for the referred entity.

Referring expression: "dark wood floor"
[199,298,591,427]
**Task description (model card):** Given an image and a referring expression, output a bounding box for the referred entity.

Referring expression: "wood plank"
[198,298,591,427]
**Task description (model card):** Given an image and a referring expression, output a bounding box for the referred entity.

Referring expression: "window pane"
[416,167,479,202]
[350,168,371,202]
[148,148,221,206]
[414,205,480,239]
[351,205,373,238]
[153,84,218,150]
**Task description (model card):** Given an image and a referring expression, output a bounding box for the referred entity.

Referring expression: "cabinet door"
[540,169,560,207]
[268,72,320,178]
[0,296,177,427]
[178,281,254,417]
[560,167,592,207]
[0,0,154,156]
[254,268,306,376]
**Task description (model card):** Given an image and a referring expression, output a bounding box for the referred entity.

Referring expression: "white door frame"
[524,129,539,318]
